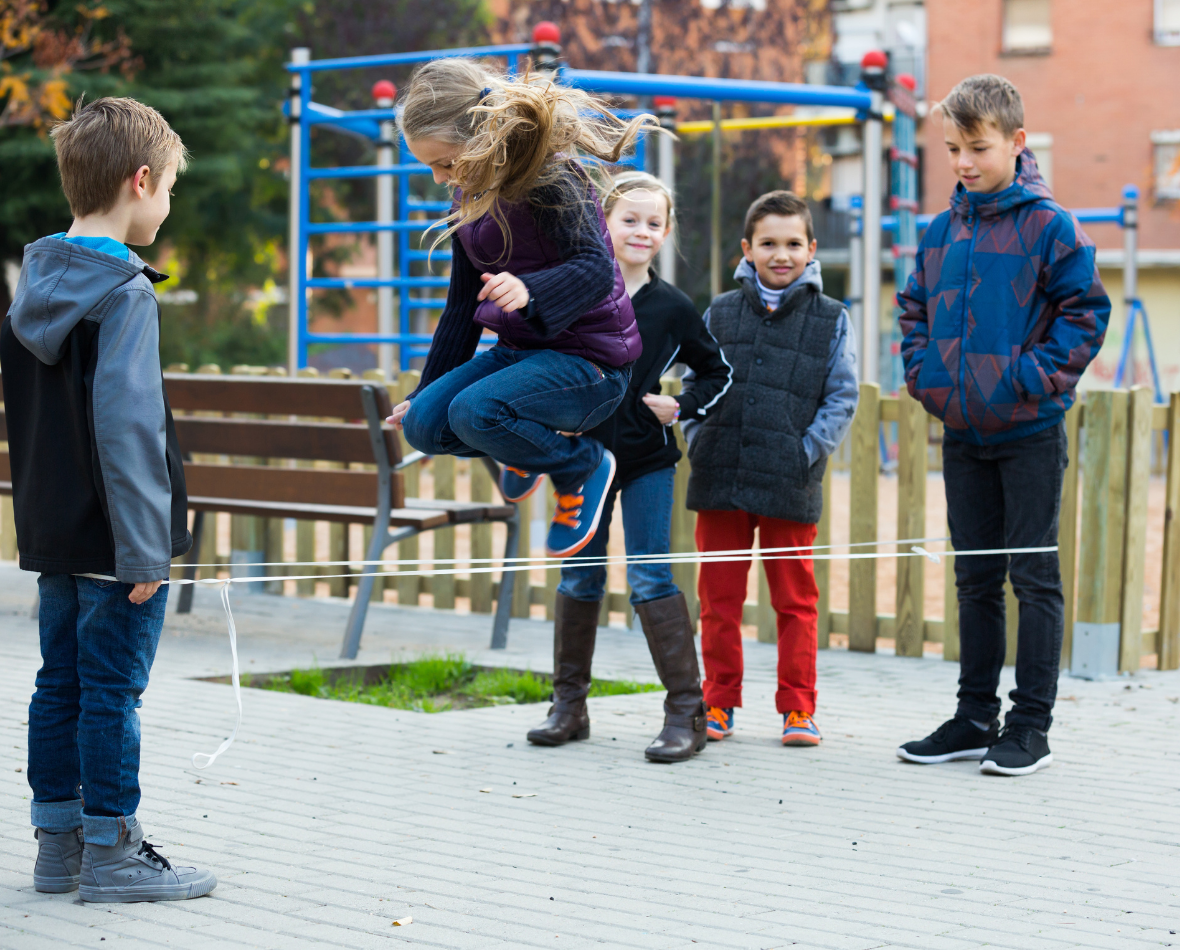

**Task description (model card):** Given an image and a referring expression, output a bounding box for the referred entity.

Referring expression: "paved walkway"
[1,565,1178,949]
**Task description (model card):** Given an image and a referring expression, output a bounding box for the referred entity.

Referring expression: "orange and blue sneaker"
[500,466,543,503]
[545,450,616,557]
[706,706,734,741]
[782,711,821,747]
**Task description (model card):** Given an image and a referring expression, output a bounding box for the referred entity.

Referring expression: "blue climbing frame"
[285,43,875,374]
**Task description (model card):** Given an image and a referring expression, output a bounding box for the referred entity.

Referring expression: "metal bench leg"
[340,524,414,660]
[176,510,204,615]
[490,503,520,650]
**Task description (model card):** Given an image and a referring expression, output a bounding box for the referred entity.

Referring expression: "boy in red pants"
[682,191,858,746]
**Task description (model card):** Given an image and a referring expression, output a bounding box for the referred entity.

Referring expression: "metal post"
[656,97,677,286]
[860,51,887,384]
[287,47,310,377]
[1123,184,1139,317]
[374,84,396,380]
[848,195,865,379]
[711,101,723,300]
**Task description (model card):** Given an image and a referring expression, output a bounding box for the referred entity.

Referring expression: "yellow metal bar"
[676,113,884,135]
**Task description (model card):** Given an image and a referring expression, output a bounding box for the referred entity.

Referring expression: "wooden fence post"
[325,368,352,598]
[397,371,421,607]
[894,388,927,657]
[229,365,266,592]
[360,370,387,603]
[848,382,879,651]
[942,526,959,661]
[433,454,456,610]
[1159,391,1180,670]
[816,465,832,649]
[1076,390,1128,641]
[1058,401,1083,667]
[756,552,774,643]
[512,492,532,619]
[1003,581,1018,666]
[294,367,319,596]
[470,459,493,613]
[1119,386,1153,672]
[265,365,288,595]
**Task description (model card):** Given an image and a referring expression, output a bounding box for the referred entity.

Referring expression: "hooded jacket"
[898,149,1110,445]
[1,236,192,582]
[683,257,857,524]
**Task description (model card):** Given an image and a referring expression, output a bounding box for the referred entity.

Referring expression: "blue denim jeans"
[28,574,168,845]
[943,423,1067,732]
[403,345,630,493]
[558,465,679,606]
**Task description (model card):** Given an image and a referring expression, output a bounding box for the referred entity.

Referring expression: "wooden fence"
[3,369,1175,672]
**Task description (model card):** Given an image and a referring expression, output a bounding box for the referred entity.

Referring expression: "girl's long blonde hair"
[398,57,658,254]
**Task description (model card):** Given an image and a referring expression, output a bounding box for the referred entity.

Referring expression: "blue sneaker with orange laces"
[545,450,616,557]
[500,466,543,503]
[782,711,821,746]
[706,706,734,741]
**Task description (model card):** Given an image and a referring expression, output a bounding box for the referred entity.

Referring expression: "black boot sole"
[644,734,707,763]
[527,725,591,747]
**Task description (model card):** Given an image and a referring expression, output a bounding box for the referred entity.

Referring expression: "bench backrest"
[166,374,402,511]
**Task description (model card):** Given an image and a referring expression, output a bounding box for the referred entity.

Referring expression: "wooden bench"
[0,373,522,657]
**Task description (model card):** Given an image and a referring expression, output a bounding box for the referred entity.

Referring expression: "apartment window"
[1003,0,1052,53]
[1157,0,1180,44]
[1153,131,1180,200]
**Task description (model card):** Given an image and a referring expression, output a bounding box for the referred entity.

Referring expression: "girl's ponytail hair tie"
[480,86,492,101]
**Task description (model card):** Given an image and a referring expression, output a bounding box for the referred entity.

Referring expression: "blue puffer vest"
[455,190,641,368]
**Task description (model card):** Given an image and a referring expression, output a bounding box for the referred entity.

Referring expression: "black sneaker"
[896,716,999,764]
[979,724,1052,776]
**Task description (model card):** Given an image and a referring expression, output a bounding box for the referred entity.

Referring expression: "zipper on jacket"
[958,211,976,436]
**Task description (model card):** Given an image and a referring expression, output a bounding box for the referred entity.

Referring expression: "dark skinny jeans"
[943,422,1067,732]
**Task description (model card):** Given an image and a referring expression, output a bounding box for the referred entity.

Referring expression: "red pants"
[696,509,818,714]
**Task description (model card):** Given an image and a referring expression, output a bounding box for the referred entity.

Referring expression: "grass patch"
[239,653,662,713]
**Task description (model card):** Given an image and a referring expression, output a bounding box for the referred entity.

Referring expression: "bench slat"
[186,496,450,528]
[184,462,388,509]
[174,416,394,464]
[403,497,515,523]
[164,373,393,419]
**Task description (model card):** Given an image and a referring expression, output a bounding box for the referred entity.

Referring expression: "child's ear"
[740,238,753,262]
[1011,128,1027,156]
[807,238,818,262]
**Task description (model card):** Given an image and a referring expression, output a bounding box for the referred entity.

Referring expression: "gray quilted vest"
[686,276,843,524]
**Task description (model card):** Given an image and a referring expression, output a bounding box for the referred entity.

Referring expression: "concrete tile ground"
[0,564,1178,948]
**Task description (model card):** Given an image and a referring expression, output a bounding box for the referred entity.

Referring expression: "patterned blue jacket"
[898,150,1110,445]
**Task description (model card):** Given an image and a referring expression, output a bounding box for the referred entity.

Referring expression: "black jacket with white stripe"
[584,270,731,486]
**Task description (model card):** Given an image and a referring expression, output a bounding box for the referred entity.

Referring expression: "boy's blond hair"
[50,97,188,217]
[938,74,1024,138]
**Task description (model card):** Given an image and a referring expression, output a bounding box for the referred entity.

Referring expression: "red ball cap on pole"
[896,73,917,92]
[653,96,677,110]
[372,80,397,105]
[861,49,888,70]
[532,21,561,45]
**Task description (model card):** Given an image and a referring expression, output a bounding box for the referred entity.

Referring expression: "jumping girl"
[526,172,733,763]
[387,58,647,558]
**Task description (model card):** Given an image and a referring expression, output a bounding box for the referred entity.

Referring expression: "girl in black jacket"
[527,172,732,762]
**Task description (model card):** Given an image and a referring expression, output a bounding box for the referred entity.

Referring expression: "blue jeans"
[558,465,679,606]
[943,423,1066,732]
[403,345,630,493]
[28,574,168,845]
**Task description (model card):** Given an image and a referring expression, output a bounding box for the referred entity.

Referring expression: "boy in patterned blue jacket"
[895,75,1110,776]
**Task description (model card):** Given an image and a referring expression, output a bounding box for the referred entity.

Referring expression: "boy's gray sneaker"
[34,828,84,893]
[78,818,216,903]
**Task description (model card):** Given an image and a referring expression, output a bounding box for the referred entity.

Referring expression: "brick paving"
[1,564,1178,949]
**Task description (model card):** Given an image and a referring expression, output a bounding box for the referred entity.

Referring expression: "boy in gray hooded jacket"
[1,97,215,902]
[683,191,858,749]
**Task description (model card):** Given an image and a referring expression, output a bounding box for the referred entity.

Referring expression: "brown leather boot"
[636,592,707,763]
[527,593,600,746]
